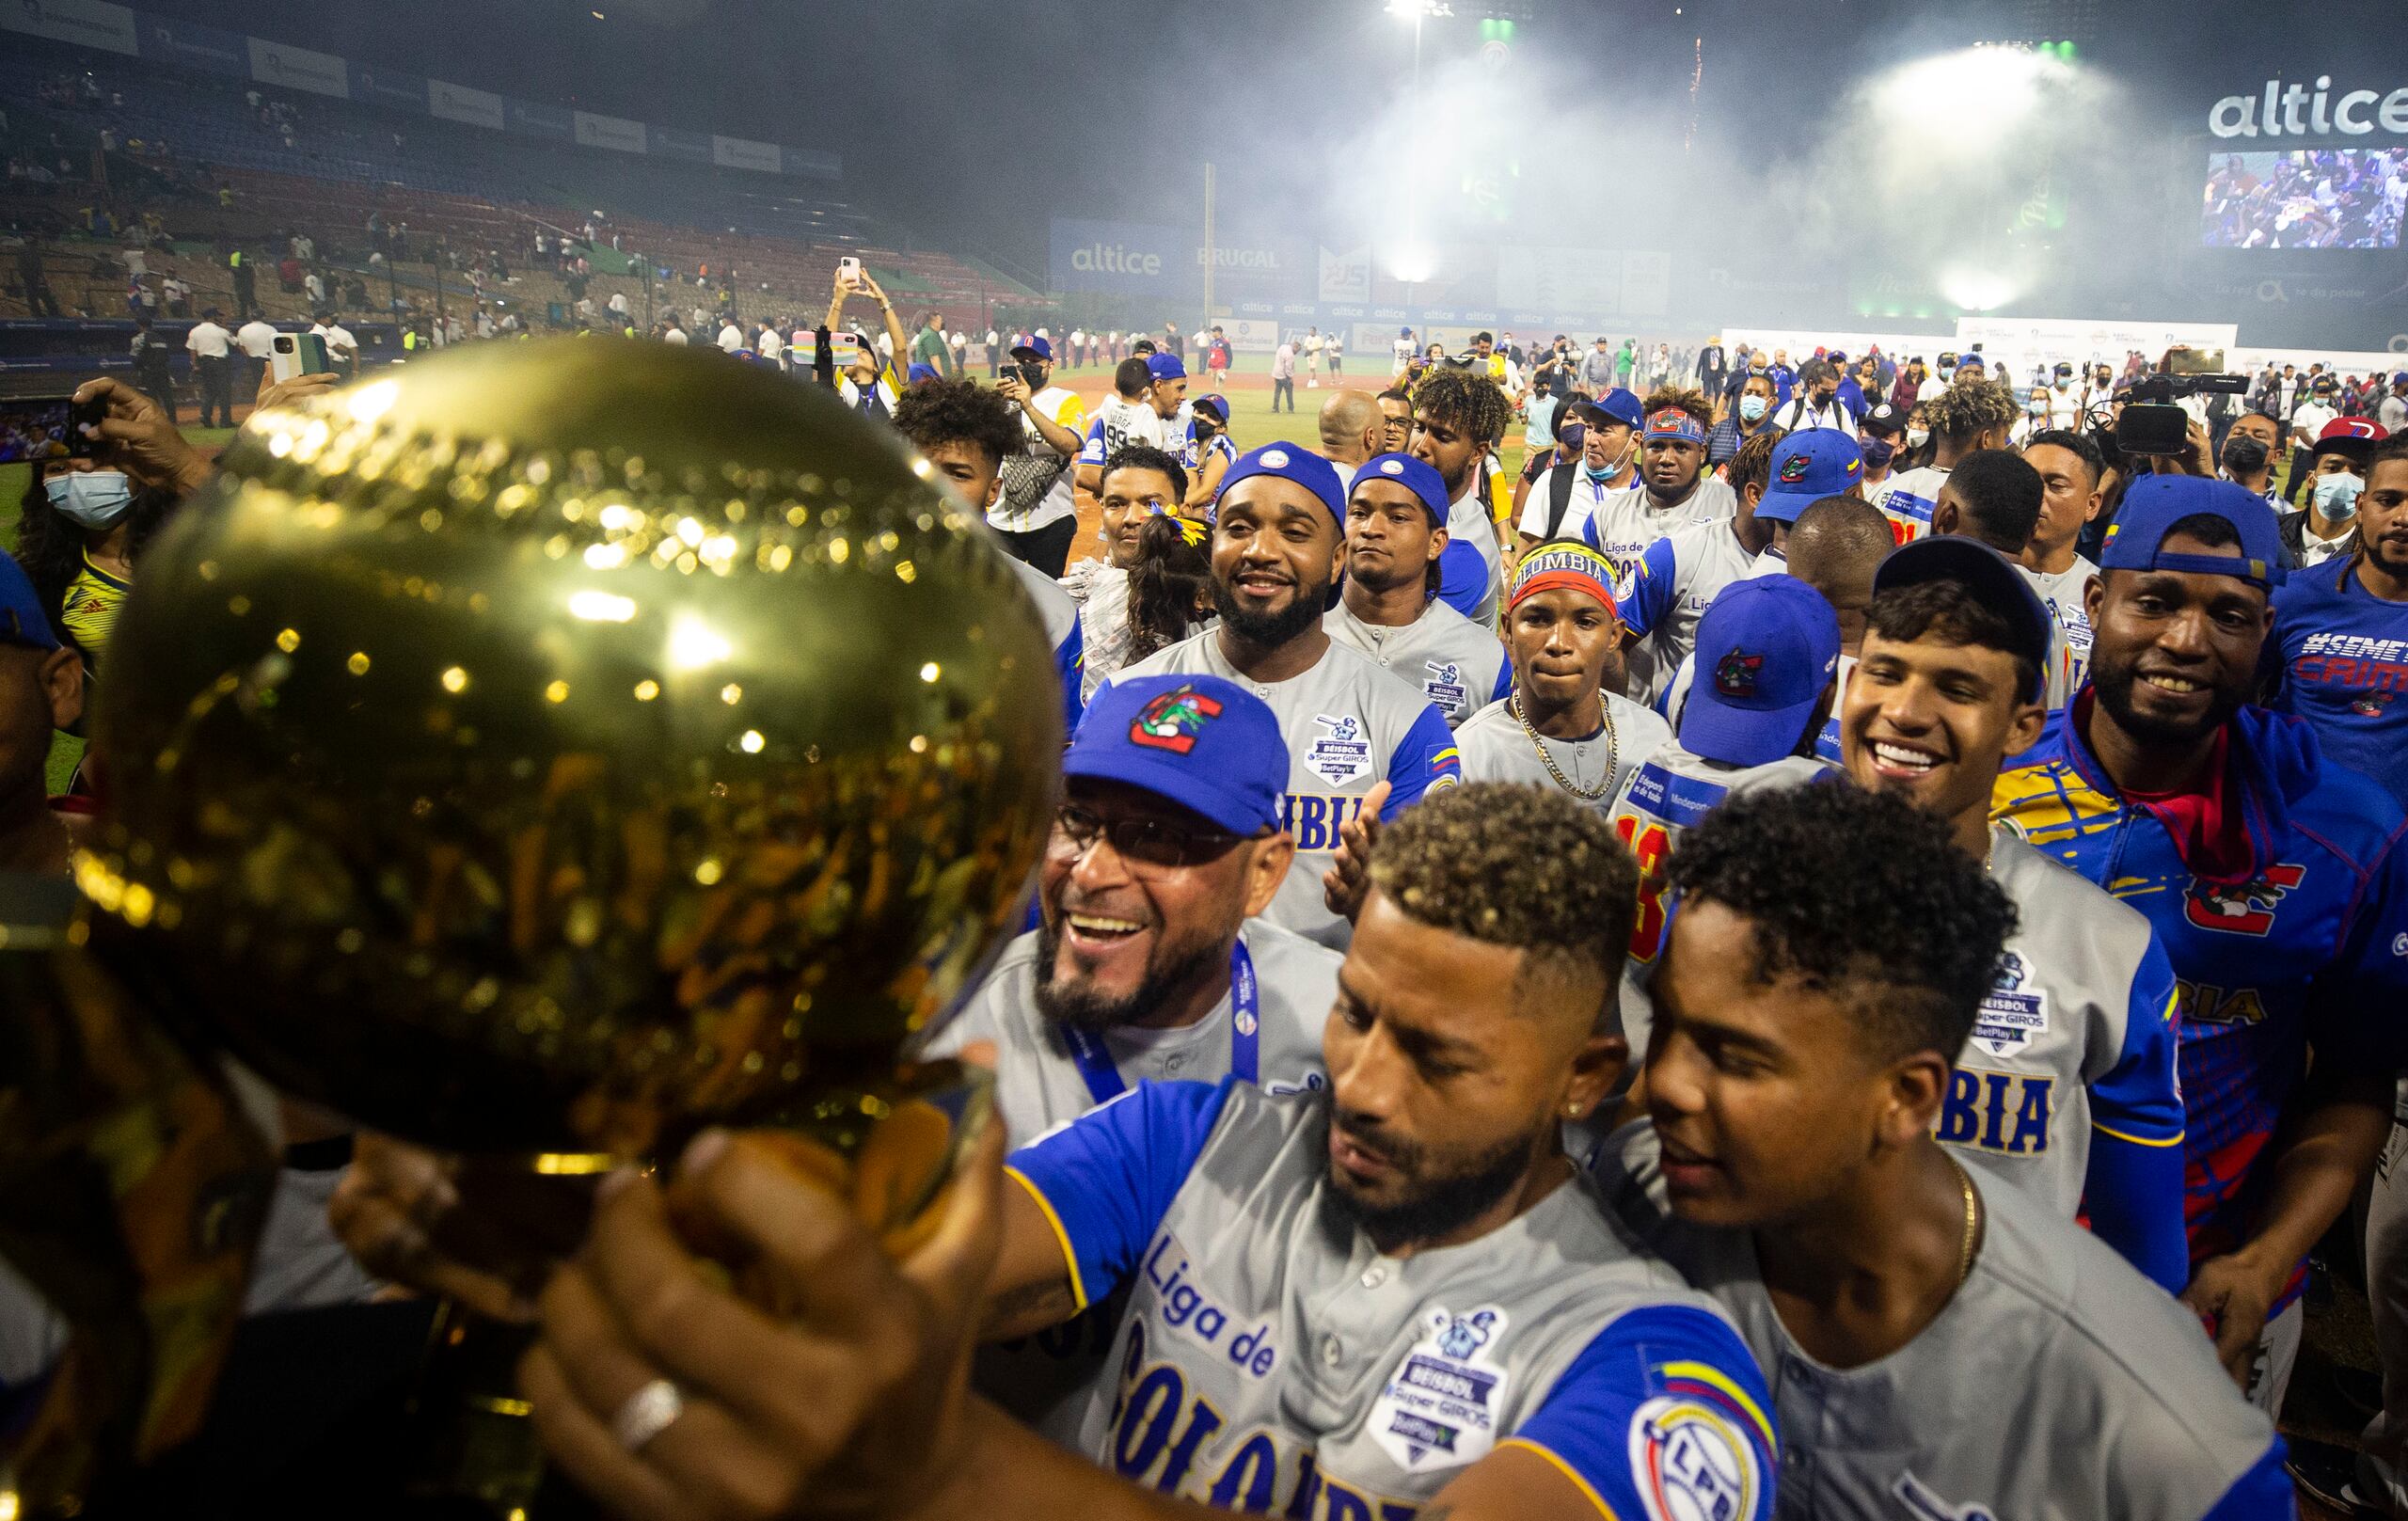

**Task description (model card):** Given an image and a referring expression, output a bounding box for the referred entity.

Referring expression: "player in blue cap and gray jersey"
[1608,574,1838,1059]
[1324,452,1511,728]
[1103,444,1459,950]
[519,784,1780,1521]
[924,673,1343,1441]
[1597,784,2293,1521]
[1840,536,2188,1292]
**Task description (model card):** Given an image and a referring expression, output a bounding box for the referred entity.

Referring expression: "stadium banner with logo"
[428,79,505,131]
[780,145,840,180]
[649,127,714,164]
[138,16,246,75]
[1207,316,1289,353]
[507,99,575,141]
[1954,316,2238,387]
[248,38,350,98]
[573,110,649,154]
[714,136,784,173]
[1199,235,1308,304]
[1316,246,1372,304]
[1051,219,1189,296]
[2,0,138,56]
[349,64,428,114]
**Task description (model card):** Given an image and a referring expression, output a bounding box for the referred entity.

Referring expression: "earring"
[1563,1102,1581,1118]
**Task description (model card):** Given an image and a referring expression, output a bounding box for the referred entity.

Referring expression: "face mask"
[45,469,133,529]
[1738,394,1768,423]
[1584,463,1612,483]
[1860,436,1896,469]
[2028,399,2049,416]
[2220,436,2270,475]
[1907,427,1931,449]
[2314,471,2363,521]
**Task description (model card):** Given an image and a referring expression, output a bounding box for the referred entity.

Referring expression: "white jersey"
[1323,600,1510,728]
[1605,516,1766,705]
[927,920,1339,1442]
[1009,1081,1777,1517]
[1868,464,1948,543]
[992,384,1089,534]
[1061,558,1133,703]
[1606,740,1829,1058]
[1580,479,1736,589]
[1592,1123,2287,1521]
[1444,482,1505,627]
[2023,555,2098,708]
[1453,693,1671,815]
[1106,633,1459,948]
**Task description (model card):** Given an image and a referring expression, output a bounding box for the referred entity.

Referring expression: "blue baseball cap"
[1680,578,1842,768]
[1009,335,1054,360]
[0,550,58,652]
[2099,475,2287,590]
[1872,537,2052,703]
[1147,352,1187,382]
[1218,442,1345,530]
[1757,429,1865,523]
[1593,387,1645,430]
[1193,392,1230,424]
[1351,452,1449,526]
[906,362,940,385]
[1066,675,1288,835]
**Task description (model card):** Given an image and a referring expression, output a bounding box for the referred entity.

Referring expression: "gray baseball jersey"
[926,919,1339,1442]
[1323,601,1511,729]
[1106,633,1460,949]
[1010,1081,1779,1519]
[1591,1123,2290,1521]
[1582,479,1737,589]
[1607,741,1829,1059]
[2022,556,2098,711]
[1453,692,1671,816]
[1597,516,1766,705]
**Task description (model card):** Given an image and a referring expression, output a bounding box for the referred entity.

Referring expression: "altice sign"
[2210,76,2408,137]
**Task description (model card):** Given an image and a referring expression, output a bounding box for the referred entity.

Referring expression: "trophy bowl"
[74,339,1061,1182]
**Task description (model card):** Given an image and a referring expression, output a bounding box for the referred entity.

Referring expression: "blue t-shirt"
[2271,555,2408,807]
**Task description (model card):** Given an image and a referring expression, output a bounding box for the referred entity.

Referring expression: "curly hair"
[1411,368,1512,449]
[1924,377,2018,443]
[1664,784,2019,1063]
[1369,782,1638,1019]
[892,378,1023,474]
[14,465,183,650]
[1101,444,1187,505]
[1726,428,1781,499]
[1640,385,1715,434]
[1126,512,1212,661]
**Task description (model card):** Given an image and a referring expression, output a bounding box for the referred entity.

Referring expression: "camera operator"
[990,336,1086,577]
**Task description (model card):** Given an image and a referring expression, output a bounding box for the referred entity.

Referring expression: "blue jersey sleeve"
[2197,1438,2297,1520]
[1507,1303,1776,1521]
[2308,819,2408,1073]
[1489,648,1514,705]
[1617,536,1683,642]
[2083,938,2189,1292]
[1436,541,1488,621]
[1055,613,1086,737]
[1005,1078,1234,1315]
[1384,701,1462,809]
[1078,414,1108,467]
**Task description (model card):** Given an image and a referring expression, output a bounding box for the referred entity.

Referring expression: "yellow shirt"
[61,553,129,654]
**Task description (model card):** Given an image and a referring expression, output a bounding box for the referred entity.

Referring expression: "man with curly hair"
[894,379,1087,733]
[1867,376,2018,544]
[1407,368,1514,626]
[520,783,1781,1521]
[1594,783,2292,1520]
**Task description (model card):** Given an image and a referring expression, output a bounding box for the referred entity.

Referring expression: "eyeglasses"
[1050,803,1250,870]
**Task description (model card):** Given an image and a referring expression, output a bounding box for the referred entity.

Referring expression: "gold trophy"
[61,340,1064,1510]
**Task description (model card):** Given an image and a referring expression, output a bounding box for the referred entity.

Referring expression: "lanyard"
[1063,941,1259,1104]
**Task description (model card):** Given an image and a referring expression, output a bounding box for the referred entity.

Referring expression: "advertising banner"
[429,79,505,130]
[507,99,574,141]
[712,135,783,173]
[248,38,350,98]
[1050,219,1189,296]
[574,110,649,154]
[139,16,245,75]
[1,0,137,56]
[649,127,713,164]
[1317,245,1372,304]
[348,64,427,114]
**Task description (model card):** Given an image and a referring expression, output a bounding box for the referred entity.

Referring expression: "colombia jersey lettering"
[1009,1080,1778,1520]
[1105,632,1459,948]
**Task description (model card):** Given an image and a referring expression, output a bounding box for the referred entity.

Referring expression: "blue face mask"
[2313,471,2363,522]
[1737,394,1768,423]
[44,469,134,530]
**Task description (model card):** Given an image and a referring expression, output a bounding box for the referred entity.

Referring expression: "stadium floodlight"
[1386,0,1453,18]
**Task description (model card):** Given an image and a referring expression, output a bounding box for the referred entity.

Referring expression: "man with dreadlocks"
[1869,376,2020,545]
[1407,366,1515,626]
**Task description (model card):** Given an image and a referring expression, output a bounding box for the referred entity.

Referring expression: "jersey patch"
[1628,1394,1765,1521]
[1368,1306,1513,1473]
[2180,864,2307,936]
[1968,950,2049,1058]
[1891,1470,1999,1520]
[1306,712,1373,787]
[1422,660,1468,714]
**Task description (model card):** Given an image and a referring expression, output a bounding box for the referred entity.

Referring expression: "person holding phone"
[990,336,1086,576]
[824,265,911,417]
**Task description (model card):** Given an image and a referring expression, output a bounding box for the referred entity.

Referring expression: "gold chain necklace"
[1513,695,1618,800]
[1949,1155,1981,1287]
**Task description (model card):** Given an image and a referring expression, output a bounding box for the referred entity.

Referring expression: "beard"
[1212,574,1329,648]
[2090,652,2247,748]
[1325,1110,1535,1246]
[1032,915,1226,1034]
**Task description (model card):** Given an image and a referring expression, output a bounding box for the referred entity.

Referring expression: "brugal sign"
[2210,76,2408,137]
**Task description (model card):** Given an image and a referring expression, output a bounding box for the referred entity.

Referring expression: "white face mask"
[1907,427,1931,449]
[2314,471,2363,522]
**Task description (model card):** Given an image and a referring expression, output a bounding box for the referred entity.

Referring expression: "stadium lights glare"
[1386,0,1453,18]
[1386,246,1437,284]
[1869,45,2070,155]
